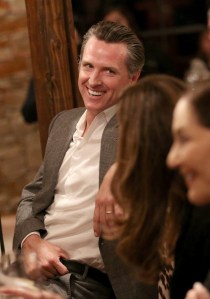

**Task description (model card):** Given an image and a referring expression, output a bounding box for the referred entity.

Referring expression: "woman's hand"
[93,163,124,239]
[185,283,210,299]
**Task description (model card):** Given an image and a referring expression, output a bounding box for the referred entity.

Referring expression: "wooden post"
[25,0,83,154]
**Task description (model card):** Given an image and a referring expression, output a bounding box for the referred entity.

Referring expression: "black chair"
[0,215,5,255]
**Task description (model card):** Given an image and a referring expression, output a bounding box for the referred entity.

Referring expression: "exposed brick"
[0,0,42,215]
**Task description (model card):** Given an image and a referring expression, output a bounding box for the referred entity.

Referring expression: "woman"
[97,74,188,299]
[167,80,210,205]
[167,80,210,299]
[99,75,210,299]
[184,30,210,84]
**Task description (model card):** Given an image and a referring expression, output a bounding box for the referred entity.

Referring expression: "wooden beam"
[25,0,82,154]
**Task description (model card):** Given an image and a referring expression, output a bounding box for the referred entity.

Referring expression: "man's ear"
[131,70,141,83]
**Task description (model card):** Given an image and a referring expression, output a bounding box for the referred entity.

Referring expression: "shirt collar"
[76,105,117,136]
[102,105,117,123]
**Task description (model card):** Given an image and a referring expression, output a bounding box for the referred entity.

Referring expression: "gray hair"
[79,21,145,77]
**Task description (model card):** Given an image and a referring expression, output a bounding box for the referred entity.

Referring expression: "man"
[13,21,156,299]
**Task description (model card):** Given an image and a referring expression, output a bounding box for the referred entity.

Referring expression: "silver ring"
[105,211,112,214]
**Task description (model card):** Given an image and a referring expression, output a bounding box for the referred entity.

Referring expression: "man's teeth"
[88,89,103,96]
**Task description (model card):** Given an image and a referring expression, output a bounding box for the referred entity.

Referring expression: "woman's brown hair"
[185,79,210,128]
[112,74,187,284]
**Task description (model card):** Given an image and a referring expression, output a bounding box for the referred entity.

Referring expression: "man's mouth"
[88,88,104,96]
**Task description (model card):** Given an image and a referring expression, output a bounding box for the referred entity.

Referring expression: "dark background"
[72,0,210,78]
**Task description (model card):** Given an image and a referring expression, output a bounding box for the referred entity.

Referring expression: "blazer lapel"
[99,115,118,186]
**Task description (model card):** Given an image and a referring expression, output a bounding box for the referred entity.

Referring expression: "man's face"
[78,36,139,118]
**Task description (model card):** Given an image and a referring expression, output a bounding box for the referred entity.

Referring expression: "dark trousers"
[43,272,116,299]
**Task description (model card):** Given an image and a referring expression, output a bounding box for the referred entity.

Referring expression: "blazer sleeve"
[13,163,45,250]
[13,108,84,250]
[13,112,63,250]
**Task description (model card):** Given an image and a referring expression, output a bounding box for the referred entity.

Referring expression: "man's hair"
[79,20,145,76]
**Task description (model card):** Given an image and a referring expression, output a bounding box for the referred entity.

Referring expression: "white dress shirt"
[44,106,116,271]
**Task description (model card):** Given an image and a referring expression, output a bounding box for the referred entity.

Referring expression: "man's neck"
[83,112,96,136]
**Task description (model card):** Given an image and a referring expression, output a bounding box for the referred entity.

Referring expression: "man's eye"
[83,64,92,69]
[105,69,115,74]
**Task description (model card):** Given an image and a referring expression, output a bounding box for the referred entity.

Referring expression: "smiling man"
[12,21,156,299]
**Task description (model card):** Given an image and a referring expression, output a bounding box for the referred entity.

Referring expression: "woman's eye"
[178,134,189,144]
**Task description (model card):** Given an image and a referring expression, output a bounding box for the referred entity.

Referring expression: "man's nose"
[89,71,102,85]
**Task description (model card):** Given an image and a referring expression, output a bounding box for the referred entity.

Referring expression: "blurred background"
[0,0,210,215]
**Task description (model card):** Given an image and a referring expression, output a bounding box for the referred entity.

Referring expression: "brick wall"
[0,0,42,214]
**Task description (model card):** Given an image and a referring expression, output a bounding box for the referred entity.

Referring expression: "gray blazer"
[13,108,157,299]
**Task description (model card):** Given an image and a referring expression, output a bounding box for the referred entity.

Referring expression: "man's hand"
[22,235,69,280]
[93,163,123,239]
[185,283,210,299]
